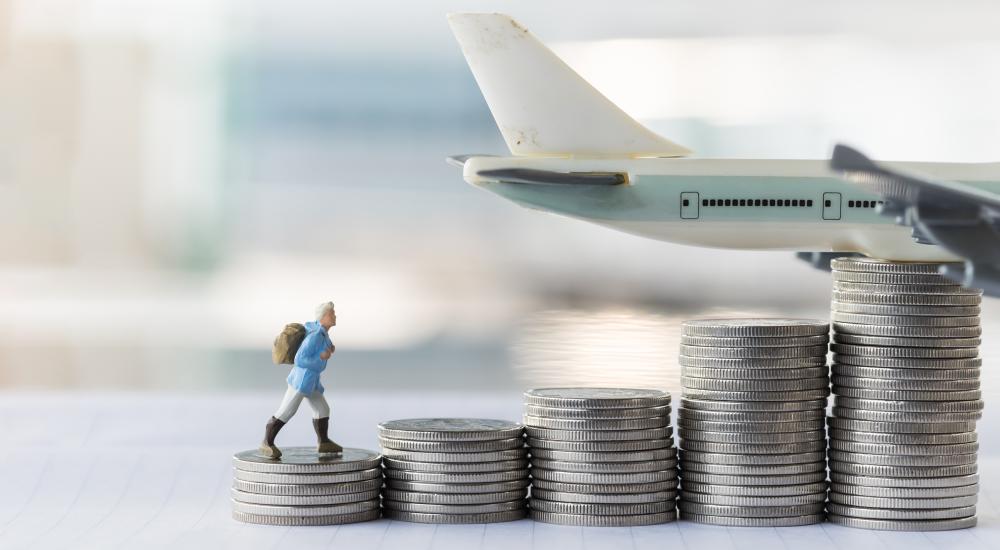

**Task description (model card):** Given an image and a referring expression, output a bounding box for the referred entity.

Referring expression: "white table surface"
[1,391,998,550]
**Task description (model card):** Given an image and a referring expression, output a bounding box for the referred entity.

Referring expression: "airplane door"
[680,192,699,219]
[823,192,842,220]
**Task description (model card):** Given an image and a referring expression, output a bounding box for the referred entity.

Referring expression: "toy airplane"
[446,13,1000,295]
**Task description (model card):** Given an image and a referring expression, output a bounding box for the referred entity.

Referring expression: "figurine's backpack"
[272,323,306,365]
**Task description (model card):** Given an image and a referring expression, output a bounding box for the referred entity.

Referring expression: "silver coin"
[523,388,670,409]
[680,440,826,455]
[678,501,825,518]
[529,478,678,494]
[829,483,978,499]
[379,448,528,463]
[829,462,977,478]
[832,281,981,295]
[232,509,380,526]
[680,398,827,413]
[680,512,824,527]
[831,407,981,423]
[680,344,829,359]
[832,312,980,327]
[530,510,675,526]
[378,437,524,452]
[230,488,380,506]
[831,257,949,274]
[832,290,981,307]
[526,437,672,452]
[678,471,827,486]
[677,418,825,433]
[678,481,827,497]
[382,500,526,515]
[831,387,982,401]
[826,513,976,531]
[377,418,523,441]
[231,477,383,496]
[832,323,982,339]
[682,388,830,402]
[530,458,677,474]
[523,404,670,420]
[678,429,824,444]
[679,450,826,466]
[522,415,668,431]
[680,334,829,348]
[679,492,825,507]
[382,509,527,524]
[231,499,378,517]
[832,354,981,369]
[828,429,977,445]
[529,488,677,504]
[827,417,977,434]
[829,493,978,510]
[832,375,979,391]
[529,499,673,516]
[681,366,829,381]
[232,447,381,474]
[384,479,531,494]
[680,462,825,476]
[829,472,979,488]
[525,426,670,441]
[831,365,981,381]
[831,343,980,358]
[530,468,677,485]
[382,488,528,505]
[833,333,982,348]
[232,467,381,485]
[827,502,976,521]
[831,266,954,282]
[681,318,829,337]
[831,301,980,317]
[829,450,977,467]
[829,440,979,456]
[528,448,676,463]
[678,408,825,423]
[381,457,528,473]
[383,469,528,484]
[681,377,828,392]
[679,355,827,369]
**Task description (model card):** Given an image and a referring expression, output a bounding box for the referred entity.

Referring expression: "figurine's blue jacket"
[287,321,331,394]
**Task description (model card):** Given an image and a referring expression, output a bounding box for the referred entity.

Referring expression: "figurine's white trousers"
[274,385,330,423]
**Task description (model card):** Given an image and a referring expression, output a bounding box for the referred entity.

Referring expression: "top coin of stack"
[378,418,529,523]
[523,388,678,527]
[231,447,383,525]
[677,318,831,528]
[827,257,982,532]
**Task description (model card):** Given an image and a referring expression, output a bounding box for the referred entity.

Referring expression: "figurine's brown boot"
[259,416,285,459]
[314,417,343,454]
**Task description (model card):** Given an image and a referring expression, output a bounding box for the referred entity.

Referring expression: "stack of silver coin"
[827,257,982,531]
[231,447,382,525]
[523,388,678,526]
[677,318,831,527]
[377,418,529,523]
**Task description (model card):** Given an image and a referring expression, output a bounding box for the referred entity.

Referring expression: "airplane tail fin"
[447,13,691,158]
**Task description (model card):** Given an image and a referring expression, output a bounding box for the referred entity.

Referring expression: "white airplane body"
[447,13,1000,277]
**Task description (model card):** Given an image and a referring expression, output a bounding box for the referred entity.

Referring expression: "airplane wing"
[830,144,1000,296]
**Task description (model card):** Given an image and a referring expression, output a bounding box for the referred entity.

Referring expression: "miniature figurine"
[261,301,343,458]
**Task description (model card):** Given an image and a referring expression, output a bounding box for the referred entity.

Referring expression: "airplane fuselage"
[463,156,1000,262]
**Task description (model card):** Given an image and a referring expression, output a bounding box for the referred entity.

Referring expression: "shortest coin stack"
[378,418,529,523]
[231,447,383,525]
[523,388,678,526]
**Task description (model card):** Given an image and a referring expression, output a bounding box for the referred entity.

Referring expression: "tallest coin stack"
[827,257,983,531]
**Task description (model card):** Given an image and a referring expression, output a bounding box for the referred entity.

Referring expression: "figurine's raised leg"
[260,416,285,458]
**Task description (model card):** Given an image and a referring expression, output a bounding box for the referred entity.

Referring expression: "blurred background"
[2,0,999,395]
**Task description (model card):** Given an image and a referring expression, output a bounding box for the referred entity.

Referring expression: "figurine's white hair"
[315,301,336,321]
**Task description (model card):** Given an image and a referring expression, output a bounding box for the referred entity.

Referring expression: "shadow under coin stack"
[827,257,982,531]
[677,319,831,527]
[523,388,678,526]
[378,418,529,523]
[231,448,382,525]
